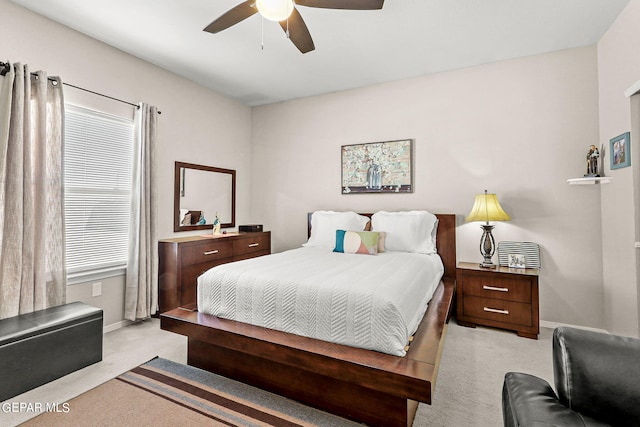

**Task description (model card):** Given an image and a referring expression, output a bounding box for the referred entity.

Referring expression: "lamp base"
[478,224,498,269]
[479,261,498,269]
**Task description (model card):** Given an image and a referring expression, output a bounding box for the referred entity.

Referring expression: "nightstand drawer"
[463,296,532,327]
[233,234,271,256]
[460,272,531,303]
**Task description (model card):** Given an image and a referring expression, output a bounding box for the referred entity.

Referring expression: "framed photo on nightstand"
[498,241,541,268]
[508,254,526,268]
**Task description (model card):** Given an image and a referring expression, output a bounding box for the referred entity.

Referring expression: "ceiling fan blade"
[203,0,258,33]
[295,0,384,10]
[279,8,315,54]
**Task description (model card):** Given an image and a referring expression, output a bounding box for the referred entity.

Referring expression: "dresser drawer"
[233,234,270,256]
[181,241,233,266]
[460,272,531,303]
[463,296,532,327]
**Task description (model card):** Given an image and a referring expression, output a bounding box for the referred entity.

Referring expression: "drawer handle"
[248,243,260,248]
[203,250,219,255]
[484,307,509,315]
[483,285,509,292]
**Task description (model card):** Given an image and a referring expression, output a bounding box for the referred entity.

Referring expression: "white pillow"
[371,211,438,254]
[304,211,370,248]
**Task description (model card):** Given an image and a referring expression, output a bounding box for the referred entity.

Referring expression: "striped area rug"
[23,358,359,427]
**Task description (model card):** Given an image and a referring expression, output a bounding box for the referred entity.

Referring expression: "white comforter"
[197,246,444,356]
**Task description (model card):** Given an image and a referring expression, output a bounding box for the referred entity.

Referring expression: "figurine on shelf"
[585,145,600,177]
[212,212,221,235]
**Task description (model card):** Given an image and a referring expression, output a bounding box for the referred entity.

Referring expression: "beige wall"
[5,0,635,333]
[251,46,605,329]
[1,0,252,328]
[597,0,640,337]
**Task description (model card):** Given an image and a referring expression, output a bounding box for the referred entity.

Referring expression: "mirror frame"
[173,161,236,232]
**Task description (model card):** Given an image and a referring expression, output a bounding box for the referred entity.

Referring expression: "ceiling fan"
[203,0,385,54]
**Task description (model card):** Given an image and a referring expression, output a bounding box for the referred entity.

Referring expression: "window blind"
[64,104,134,279]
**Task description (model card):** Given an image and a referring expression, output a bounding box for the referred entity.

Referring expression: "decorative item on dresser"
[456,262,539,339]
[158,231,271,313]
[239,224,263,232]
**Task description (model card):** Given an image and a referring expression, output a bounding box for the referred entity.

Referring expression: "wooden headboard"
[307,212,457,280]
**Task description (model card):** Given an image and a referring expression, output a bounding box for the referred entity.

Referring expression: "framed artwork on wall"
[610,132,631,170]
[341,139,413,194]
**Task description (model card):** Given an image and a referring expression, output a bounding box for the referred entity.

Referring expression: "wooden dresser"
[158,231,271,313]
[456,261,539,339]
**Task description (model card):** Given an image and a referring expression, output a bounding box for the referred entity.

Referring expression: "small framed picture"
[610,132,631,170]
[508,254,526,269]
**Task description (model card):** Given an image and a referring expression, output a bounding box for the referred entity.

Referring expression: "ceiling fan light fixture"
[256,0,294,22]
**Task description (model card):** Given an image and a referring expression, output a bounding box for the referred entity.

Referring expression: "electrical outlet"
[92,282,102,297]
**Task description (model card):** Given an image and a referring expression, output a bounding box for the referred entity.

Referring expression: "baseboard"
[103,319,133,334]
[540,320,608,334]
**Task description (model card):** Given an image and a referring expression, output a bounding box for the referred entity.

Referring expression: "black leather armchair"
[502,327,640,426]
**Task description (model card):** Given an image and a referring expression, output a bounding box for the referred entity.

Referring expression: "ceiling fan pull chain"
[261,15,264,50]
[286,16,290,38]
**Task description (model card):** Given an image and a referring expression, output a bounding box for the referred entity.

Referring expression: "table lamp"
[466,190,511,268]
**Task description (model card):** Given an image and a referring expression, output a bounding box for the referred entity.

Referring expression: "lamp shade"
[466,191,511,223]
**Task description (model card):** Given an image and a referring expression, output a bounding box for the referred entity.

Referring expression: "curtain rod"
[0,61,161,114]
[63,82,139,109]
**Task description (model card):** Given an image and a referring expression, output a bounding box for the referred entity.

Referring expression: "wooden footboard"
[161,276,455,426]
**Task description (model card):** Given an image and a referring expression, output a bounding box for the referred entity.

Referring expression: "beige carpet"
[415,320,554,426]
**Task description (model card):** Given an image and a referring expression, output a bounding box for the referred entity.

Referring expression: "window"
[64,104,134,283]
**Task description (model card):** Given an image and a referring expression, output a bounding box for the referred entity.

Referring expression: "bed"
[161,211,456,426]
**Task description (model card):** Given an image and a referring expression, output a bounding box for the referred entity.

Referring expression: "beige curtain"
[0,63,66,320]
[124,103,158,321]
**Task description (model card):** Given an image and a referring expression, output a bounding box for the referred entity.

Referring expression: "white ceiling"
[11,0,630,106]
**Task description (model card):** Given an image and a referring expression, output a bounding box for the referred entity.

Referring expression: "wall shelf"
[566,177,612,185]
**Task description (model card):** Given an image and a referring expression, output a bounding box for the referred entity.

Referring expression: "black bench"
[0,302,103,401]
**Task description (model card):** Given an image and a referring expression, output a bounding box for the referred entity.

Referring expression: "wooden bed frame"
[161,213,456,426]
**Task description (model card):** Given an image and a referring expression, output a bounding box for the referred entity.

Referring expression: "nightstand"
[456,262,539,339]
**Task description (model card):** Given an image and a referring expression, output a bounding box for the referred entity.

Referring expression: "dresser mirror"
[174,161,236,232]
